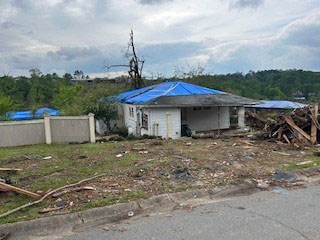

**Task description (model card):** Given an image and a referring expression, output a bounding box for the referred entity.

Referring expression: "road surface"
[57,186,320,240]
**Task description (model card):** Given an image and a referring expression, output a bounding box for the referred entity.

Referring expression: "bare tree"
[174,61,205,79]
[104,30,145,89]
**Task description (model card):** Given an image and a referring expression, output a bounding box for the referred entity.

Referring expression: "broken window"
[142,113,148,130]
[129,107,134,118]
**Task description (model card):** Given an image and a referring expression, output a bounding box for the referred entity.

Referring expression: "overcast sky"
[1,0,320,77]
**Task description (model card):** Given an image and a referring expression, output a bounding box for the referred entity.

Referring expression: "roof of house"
[247,100,308,109]
[7,108,59,121]
[116,81,256,107]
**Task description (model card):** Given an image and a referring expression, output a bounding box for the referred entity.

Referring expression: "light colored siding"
[50,117,90,143]
[122,104,137,135]
[0,120,45,147]
[182,106,230,131]
[150,107,181,139]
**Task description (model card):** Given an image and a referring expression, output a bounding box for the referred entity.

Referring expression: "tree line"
[1,69,320,117]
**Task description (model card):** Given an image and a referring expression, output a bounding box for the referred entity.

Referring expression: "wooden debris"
[246,105,320,144]
[0,168,22,172]
[0,182,41,199]
[0,173,107,219]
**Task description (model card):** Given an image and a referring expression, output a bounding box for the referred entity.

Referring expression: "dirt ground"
[1,134,320,224]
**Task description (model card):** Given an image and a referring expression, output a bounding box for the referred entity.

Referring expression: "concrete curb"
[0,183,257,240]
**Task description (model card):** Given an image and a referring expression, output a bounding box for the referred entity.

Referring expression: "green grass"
[283,157,320,172]
[1,138,319,225]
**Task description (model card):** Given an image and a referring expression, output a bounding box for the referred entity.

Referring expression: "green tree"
[0,93,13,118]
[85,102,118,130]
[53,85,87,115]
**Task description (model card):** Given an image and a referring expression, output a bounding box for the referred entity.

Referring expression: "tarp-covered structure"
[7,108,60,121]
[116,81,256,106]
[247,100,307,109]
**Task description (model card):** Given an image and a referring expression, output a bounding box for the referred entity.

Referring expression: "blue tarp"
[117,81,226,104]
[249,100,308,109]
[8,108,60,121]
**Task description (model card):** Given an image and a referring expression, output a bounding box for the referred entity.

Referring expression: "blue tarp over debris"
[249,100,307,109]
[7,108,60,121]
[116,81,226,105]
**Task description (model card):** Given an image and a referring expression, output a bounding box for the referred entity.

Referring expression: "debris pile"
[246,106,319,144]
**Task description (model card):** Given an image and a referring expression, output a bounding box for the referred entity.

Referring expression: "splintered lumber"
[284,115,311,141]
[311,105,318,144]
[0,168,22,172]
[0,173,107,219]
[0,182,40,199]
[283,134,290,144]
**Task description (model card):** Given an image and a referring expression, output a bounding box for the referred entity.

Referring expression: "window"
[142,113,148,130]
[129,107,134,118]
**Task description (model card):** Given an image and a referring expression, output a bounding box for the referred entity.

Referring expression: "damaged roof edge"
[138,94,259,107]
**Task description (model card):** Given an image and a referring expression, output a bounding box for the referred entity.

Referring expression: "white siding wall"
[149,108,181,139]
[122,104,137,135]
[182,106,230,131]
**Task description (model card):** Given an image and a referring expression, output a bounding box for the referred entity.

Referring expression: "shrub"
[117,126,128,138]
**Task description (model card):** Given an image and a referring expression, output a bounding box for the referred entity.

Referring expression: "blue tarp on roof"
[117,81,226,105]
[250,100,308,109]
[8,108,60,121]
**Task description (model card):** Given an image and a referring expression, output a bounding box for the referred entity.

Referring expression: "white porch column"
[88,113,96,143]
[44,113,52,144]
[238,106,245,129]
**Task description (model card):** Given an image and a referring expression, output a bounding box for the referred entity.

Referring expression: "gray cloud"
[229,0,264,9]
[0,21,17,29]
[0,0,319,77]
[47,47,102,61]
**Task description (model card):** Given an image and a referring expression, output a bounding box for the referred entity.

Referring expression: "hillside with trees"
[1,69,320,115]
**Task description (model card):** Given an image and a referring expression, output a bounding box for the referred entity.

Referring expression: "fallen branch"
[52,186,96,198]
[0,173,107,219]
[39,206,64,214]
[0,182,40,199]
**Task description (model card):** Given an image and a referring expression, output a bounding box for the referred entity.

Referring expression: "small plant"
[117,126,129,138]
[127,134,138,141]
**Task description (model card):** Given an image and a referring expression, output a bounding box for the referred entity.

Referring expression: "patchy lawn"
[1,136,319,224]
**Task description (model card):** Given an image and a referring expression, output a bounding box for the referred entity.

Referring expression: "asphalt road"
[57,186,320,240]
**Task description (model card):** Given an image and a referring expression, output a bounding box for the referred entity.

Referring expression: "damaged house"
[115,81,256,139]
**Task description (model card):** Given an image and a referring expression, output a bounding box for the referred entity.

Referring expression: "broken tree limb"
[39,206,64,214]
[0,173,107,219]
[284,115,311,141]
[0,182,40,199]
[52,186,96,198]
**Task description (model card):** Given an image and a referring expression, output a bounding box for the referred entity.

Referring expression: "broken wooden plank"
[283,134,291,144]
[0,182,40,199]
[311,105,318,144]
[0,168,22,172]
[284,115,311,141]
